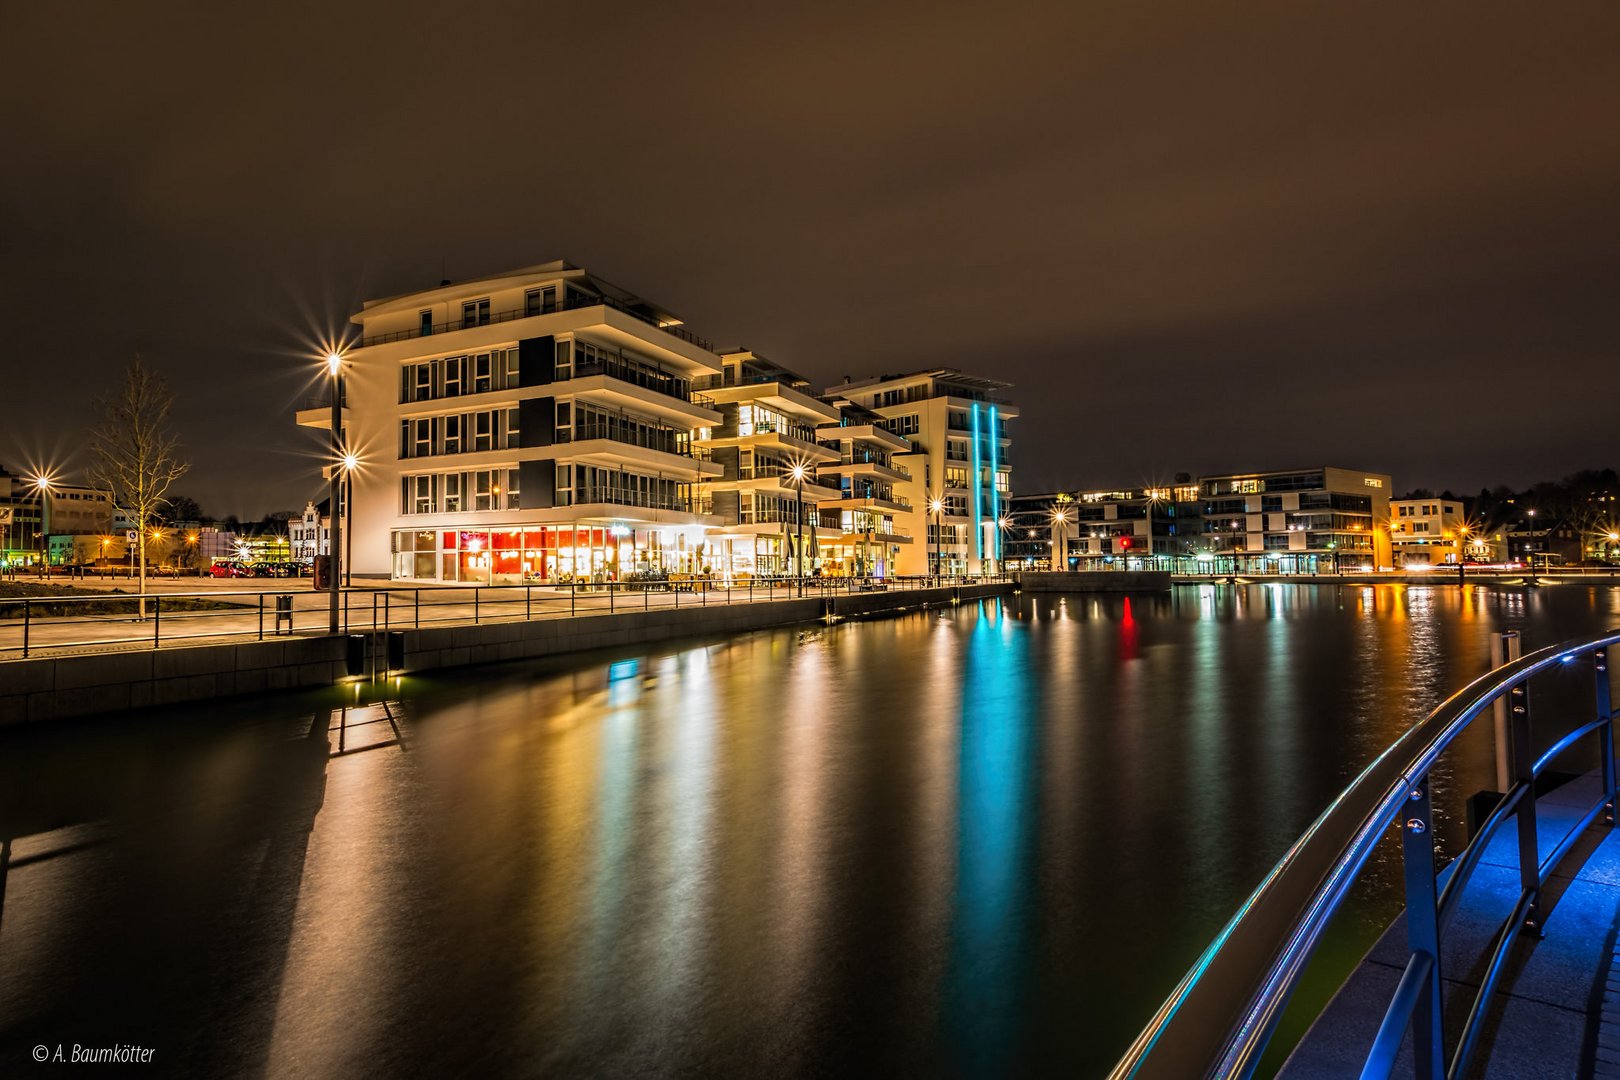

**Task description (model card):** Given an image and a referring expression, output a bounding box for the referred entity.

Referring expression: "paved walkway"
[1282,771,1620,1078]
[0,579,907,660]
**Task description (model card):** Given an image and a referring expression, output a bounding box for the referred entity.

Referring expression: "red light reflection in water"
[1119,596,1139,660]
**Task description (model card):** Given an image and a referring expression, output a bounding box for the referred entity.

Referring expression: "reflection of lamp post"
[789,461,807,597]
[325,350,344,633]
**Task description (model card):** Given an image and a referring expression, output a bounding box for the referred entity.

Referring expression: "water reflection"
[0,585,1616,1076]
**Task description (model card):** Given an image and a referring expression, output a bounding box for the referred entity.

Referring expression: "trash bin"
[275,594,294,634]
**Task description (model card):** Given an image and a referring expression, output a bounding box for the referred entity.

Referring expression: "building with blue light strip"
[824,369,1016,575]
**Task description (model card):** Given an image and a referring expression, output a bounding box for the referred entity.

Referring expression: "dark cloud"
[3,2,1617,513]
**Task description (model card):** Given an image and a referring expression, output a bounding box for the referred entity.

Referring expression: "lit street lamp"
[1049,505,1072,572]
[929,496,944,581]
[29,473,56,571]
[789,461,807,597]
[342,450,359,588]
[325,350,345,633]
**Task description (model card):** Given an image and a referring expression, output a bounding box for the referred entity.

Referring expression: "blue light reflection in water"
[947,601,1034,1071]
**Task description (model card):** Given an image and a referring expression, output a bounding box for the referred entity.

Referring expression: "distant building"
[1503,519,1581,567]
[288,500,331,559]
[1388,499,1466,566]
[1196,467,1393,573]
[0,468,115,567]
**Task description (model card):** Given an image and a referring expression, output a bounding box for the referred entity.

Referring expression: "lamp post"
[326,350,344,634]
[1049,506,1071,572]
[342,451,358,588]
[929,497,944,581]
[789,461,807,597]
[29,474,55,571]
[996,515,1011,577]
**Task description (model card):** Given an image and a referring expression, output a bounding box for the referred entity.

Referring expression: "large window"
[462,298,491,327]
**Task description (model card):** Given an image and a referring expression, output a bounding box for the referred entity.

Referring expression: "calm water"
[3,583,1619,1077]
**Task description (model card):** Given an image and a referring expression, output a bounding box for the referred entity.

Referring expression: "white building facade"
[299,263,724,583]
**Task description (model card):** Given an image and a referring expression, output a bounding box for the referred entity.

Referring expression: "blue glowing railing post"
[1508,677,1542,936]
[1600,648,1616,825]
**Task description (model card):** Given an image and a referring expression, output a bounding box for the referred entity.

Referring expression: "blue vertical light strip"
[970,403,983,562]
[987,406,1001,562]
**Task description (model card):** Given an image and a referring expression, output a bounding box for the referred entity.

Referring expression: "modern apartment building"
[1388,498,1465,566]
[692,350,842,578]
[300,262,725,583]
[814,398,914,577]
[826,369,1015,575]
[1200,466,1393,573]
[1008,485,1201,569]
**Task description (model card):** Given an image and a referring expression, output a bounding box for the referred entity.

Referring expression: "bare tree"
[87,356,190,616]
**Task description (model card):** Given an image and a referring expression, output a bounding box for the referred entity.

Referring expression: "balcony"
[360,291,714,351]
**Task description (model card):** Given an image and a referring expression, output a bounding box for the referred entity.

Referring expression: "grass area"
[0,581,242,616]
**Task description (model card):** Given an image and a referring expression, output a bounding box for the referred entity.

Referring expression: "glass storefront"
[391,524,716,584]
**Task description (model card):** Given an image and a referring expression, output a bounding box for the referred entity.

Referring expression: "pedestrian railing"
[0,575,1010,659]
[1111,627,1620,1079]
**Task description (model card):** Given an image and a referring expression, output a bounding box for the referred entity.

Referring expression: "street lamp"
[342,450,359,588]
[789,460,807,597]
[996,515,1011,577]
[29,473,56,571]
[1049,506,1072,572]
[325,349,345,633]
[929,496,944,581]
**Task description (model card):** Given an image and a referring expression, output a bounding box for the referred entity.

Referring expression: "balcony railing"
[360,291,714,351]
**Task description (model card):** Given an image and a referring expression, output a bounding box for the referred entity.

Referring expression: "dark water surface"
[3,584,1619,1077]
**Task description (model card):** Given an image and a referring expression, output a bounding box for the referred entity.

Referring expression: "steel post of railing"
[153,596,161,648]
[474,588,480,624]
[414,589,420,629]
[22,599,29,658]
[571,585,576,617]
[609,585,614,614]
[343,589,350,634]
[1492,631,1521,792]
[525,585,531,621]
[1509,676,1542,935]
[258,594,264,640]
[1401,779,1444,1080]
[1599,648,1616,824]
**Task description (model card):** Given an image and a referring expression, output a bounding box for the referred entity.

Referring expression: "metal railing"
[1112,627,1620,1079]
[360,292,714,351]
[0,575,1012,659]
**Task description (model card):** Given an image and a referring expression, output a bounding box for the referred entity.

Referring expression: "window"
[443,415,462,454]
[413,364,432,402]
[444,356,464,397]
[473,470,494,511]
[554,340,572,380]
[555,464,574,506]
[443,473,463,513]
[506,348,520,384]
[462,298,491,328]
[419,310,433,337]
[474,412,493,452]
[473,353,492,393]
[412,475,434,514]
[945,466,968,488]
[524,286,558,317]
[555,401,572,441]
[413,418,433,458]
[506,408,520,447]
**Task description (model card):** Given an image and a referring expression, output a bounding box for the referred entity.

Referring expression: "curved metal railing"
[1112,627,1620,1079]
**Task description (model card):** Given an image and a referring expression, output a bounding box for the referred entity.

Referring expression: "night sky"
[5,4,1618,516]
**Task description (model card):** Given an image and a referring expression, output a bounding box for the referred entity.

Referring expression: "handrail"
[0,574,1014,659]
[1112,627,1620,1079]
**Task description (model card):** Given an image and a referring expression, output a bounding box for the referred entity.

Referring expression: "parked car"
[209,560,250,578]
